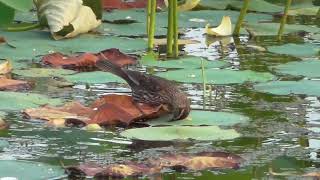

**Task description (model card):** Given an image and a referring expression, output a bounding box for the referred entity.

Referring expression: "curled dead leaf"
[0,61,12,75]
[0,78,32,91]
[95,163,152,178]
[42,48,137,71]
[206,16,232,36]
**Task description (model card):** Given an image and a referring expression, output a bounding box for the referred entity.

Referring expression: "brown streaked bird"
[95,59,191,120]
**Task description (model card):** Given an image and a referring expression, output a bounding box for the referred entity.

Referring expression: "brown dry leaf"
[0,36,5,44]
[0,61,12,74]
[66,163,104,177]
[23,101,93,127]
[89,95,165,126]
[0,78,31,91]
[95,163,152,178]
[303,172,320,177]
[41,48,137,71]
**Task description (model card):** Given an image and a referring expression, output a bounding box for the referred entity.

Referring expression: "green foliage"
[0,0,33,27]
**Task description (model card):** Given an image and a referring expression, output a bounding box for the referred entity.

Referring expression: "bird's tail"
[96,59,129,80]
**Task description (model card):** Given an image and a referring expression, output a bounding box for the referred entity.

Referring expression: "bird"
[164,0,201,11]
[95,59,191,120]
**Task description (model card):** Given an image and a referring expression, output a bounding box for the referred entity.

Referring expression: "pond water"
[0,5,320,180]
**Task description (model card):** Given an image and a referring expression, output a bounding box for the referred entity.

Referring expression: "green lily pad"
[148,111,249,126]
[274,60,320,78]
[254,80,320,96]
[200,0,283,13]
[101,22,168,37]
[64,71,124,84]
[13,68,76,77]
[121,126,240,141]
[0,30,147,62]
[268,43,319,57]
[0,0,33,11]
[245,23,320,36]
[288,7,319,16]
[142,56,228,69]
[0,91,63,110]
[0,160,64,180]
[311,33,320,41]
[157,69,275,84]
[103,10,272,28]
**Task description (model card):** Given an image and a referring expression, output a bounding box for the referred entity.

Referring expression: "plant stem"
[277,0,292,41]
[148,0,156,52]
[167,0,174,57]
[4,23,41,31]
[173,0,179,57]
[233,0,250,36]
[316,8,320,19]
[201,58,207,109]
[146,0,152,35]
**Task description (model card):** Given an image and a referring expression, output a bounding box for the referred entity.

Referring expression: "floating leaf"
[254,80,320,96]
[13,68,75,78]
[34,0,101,39]
[274,60,320,78]
[0,60,12,74]
[89,95,165,126]
[102,0,164,10]
[0,160,64,180]
[64,71,124,84]
[102,23,168,37]
[0,78,31,91]
[206,16,232,36]
[42,48,137,71]
[148,111,249,126]
[245,23,320,36]
[121,126,240,141]
[0,91,63,110]
[141,56,228,69]
[157,69,275,84]
[268,43,319,58]
[200,0,283,13]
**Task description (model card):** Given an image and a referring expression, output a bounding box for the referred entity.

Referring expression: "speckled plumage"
[96,60,190,120]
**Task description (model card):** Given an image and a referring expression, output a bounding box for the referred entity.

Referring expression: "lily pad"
[254,80,320,96]
[157,69,275,84]
[245,23,320,36]
[0,160,64,180]
[268,43,319,58]
[274,60,320,78]
[142,56,228,69]
[200,0,283,13]
[64,71,124,84]
[0,91,63,110]
[121,126,240,141]
[148,111,249,126]
[0,30,147,62]
[103,9,273,28]
[13,68,76,78]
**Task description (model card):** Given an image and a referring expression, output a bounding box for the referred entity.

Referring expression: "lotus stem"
[146,0,152,35]
[4,23,41,32]
[277,0,292,41]
[233,0,250,36]
[167,0,174,57]
[147,0,157,52]
[201,58,207,109]
[173,0,179,57]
